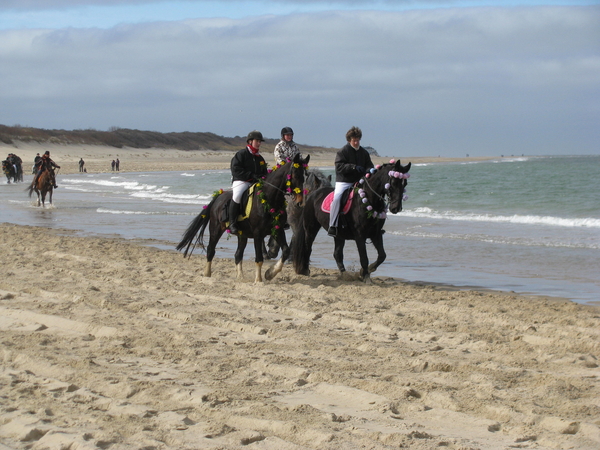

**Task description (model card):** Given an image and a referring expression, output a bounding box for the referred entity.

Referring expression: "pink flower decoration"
[203,205,208,209]
[362,198,368,204]
[389,159,395,164]
[403,194,409,201]
[376,164,381,169]
[365,173,370,178]
[367,205,372,211]
[385,183,390,189]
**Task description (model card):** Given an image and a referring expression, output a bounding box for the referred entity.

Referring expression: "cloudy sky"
[1,1,598,157]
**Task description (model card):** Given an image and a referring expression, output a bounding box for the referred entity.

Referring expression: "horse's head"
[287,153,310,205]
[304,168,332,198]
[386,160,411,214]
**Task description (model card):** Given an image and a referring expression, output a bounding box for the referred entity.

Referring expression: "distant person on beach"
[79,158,85,172]
[228,130,268,234]
[111,160,115,171]
[33,150,60,189]
[115,158,120,171]
[328,126,373,237]
[273,127,301,165]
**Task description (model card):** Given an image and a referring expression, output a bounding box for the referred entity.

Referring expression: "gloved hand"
[356,165,365,174]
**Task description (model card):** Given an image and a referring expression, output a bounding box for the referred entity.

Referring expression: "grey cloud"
[0,1,497,12]
[1,7,598,156]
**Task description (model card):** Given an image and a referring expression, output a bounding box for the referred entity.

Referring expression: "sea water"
[1,155,598,304]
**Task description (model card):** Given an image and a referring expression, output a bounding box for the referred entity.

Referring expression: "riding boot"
[228,201,241,234]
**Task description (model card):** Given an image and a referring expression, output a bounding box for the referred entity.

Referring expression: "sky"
[0,1,598,157]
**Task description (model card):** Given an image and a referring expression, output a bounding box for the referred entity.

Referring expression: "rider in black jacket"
[328,126,374,236]
[228,131,268,234]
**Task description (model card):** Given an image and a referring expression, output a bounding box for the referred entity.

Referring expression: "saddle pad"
[321,189,354,215]
[225,183,255,226]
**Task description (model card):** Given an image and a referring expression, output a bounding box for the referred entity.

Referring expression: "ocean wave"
[62,178,161,191]
[401,207,600,228]
[97,208,191,216]
[129,192,210,204]
[388,229,600,250]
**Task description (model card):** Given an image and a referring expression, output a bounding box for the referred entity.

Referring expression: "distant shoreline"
[3,140,502,175]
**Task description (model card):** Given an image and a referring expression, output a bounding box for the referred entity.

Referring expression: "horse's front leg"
[367,231,386,274]
[235,236,249,280]
[333,237,347,274]
[265,231,289,281]
[355,238,372,284]
[252,235,265,283]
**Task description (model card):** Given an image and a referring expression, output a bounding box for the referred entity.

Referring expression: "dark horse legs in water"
[292,160,411,283]
[177,153,310,283]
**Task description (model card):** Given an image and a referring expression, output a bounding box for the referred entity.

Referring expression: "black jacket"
[231,147,268,182]
[334,143,374,183]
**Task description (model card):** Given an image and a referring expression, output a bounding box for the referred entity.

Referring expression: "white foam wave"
[61,178,160,191]
[97,208,191,216]
[401,207,600,228]
[181,173,196,177]
[129,192,210,204]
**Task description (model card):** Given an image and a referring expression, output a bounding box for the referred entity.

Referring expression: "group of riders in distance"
[2,150,60,207]
[177,126,411,284]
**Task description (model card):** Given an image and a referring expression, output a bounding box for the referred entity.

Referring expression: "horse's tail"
[291,207,310,275]
[26,181,35,197]
[176,198,214,257]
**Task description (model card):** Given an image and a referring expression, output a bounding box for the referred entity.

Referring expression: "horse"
[27,168,55,207]
[177,153,310,283]
[2,160,17,184]
[266,168,332,259]
[292,159,411,283]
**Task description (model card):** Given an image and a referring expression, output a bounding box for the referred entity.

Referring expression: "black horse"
[292,159,411,283]
[2,160,19,184]
[177,153,310,283]
[266,168,332,259]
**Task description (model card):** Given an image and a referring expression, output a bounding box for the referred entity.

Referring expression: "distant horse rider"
[274,126,301,165]
[328,126,374,237]
[33,150,60,189]
[228,130,268,234]
[34,153,41,174]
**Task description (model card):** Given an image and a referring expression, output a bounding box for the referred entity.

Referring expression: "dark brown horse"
[177,153,310,283]
[28,168,55,207]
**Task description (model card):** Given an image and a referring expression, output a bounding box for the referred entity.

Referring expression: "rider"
[328,126,374,237]
[229,130,268,234]
[33,150,60,189]
[273,126,301,165]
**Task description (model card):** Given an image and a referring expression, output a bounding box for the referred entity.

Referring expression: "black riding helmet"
[246,130,265,142]
[281,127,294,138]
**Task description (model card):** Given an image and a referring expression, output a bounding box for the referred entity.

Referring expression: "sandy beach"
[2,141,496,175]
[1,142,599,449]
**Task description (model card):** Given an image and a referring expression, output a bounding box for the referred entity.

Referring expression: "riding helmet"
[246,130,265,142]
[281,127,294,138]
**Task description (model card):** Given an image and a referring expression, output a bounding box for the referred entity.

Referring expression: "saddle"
[222,183,256,224]
[321,188,354,215]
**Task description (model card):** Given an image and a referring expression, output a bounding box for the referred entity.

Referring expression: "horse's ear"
[304,154,310,165]
[403,162,412,173]
[327,174,332,182]
[394,160,402,171]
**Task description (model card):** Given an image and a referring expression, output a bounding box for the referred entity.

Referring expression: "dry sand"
[1,142,599,449]
[2,141,497,174]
